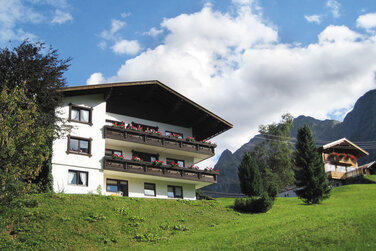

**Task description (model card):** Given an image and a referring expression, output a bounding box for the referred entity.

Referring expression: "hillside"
[1,180,376,250]
[204,89,376,195]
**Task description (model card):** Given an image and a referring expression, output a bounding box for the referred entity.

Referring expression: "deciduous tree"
[0,41,70,191]
[259,113,294,194]
[0,84,51,203]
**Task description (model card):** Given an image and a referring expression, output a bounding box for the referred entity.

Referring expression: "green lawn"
[1,177,376,250]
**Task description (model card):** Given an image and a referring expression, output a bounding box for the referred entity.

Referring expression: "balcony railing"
[103,157,218,183]
[326,168,365,180]
[324,154,357,167]
[104,126,216,156]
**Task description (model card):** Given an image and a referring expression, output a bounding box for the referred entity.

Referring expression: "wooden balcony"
[324,154,357,167]
[103,157,218,183]
[326,168,364,180]
[104,126,216,156]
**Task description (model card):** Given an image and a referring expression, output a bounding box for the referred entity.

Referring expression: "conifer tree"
[294,125,331,204]
[238,153,264,197]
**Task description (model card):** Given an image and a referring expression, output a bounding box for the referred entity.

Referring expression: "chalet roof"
[320,138,369,158]
[59,80,233,140]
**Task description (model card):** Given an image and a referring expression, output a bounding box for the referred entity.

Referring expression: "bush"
[196,189,215,200]
[234,193,274,213]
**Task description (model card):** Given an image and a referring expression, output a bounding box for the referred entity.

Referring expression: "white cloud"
[99,18,141,55]
[111,39,141,55]
[144,27,163,37]
[100,19,126,40]
[51,9,73,24]
[357,13,376,31]
[318,25,362,43]
[87,72,105,85]
[98,41,107,50]
[0,0,72,43]
[88,4,376,168]
[305,15,322,24]
[326,0,340,18]
[121,12,131,18]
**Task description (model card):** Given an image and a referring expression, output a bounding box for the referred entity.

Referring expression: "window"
[67,135,92,157]
[68,170,88,186]
[106,119,125,128]
[165,130,183,139]
[132,151,159,162]
[144,183,156,196]
[106,179,128,196]
[105,149,122,157]
[69,104,93,125]
[166,158,185,168]
[168,185,183,198]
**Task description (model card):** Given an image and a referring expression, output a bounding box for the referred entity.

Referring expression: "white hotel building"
[51,80,232,200]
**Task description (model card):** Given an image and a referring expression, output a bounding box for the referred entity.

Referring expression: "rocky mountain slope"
[203,89,376,195]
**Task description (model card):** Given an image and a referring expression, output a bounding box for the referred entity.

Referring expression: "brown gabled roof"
[320,138,369,158]
[59,80,233,140]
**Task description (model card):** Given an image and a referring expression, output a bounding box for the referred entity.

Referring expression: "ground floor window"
[68,170,88,186]
[144,183,156,196]
[106,179,128,196]
[167,185,183,198]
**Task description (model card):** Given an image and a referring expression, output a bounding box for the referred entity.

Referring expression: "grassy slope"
[1,177,376,250]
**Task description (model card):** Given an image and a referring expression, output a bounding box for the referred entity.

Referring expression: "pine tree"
[238,153,264,197]
[294,125,331,204]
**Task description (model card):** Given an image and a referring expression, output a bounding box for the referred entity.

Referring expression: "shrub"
[234,193,274,213]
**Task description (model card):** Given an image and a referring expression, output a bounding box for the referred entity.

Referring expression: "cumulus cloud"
[51,9,73,24]
[87,72,105,85]
[144,27,163,37]
[100,19,126,40]
[318,25,363,43]
[98,18,141,55]
[112,39,141,55]
[305,15,322,24]
[357,13,376,31]
[326,0,340,18]
[88,3,376,168]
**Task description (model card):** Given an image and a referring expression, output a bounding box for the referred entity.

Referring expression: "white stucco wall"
[51,95,206,199]
[52,164,104,194]
[52,94,106,193]
[104,173,196,200]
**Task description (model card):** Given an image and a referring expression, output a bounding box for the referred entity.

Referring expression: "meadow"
[1,176,376,250]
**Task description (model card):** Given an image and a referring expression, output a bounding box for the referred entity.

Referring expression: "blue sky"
[2,0,376,164]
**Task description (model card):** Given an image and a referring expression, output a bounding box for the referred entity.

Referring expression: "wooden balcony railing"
[324,154,357,167]
[326,168,364,180]
[104,126,216,156]
[103,157,218,183]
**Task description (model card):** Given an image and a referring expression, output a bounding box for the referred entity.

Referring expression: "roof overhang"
[319,138,369,158]
[59,80,233,140]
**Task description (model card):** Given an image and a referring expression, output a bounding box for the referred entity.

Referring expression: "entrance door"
[119,180,128,197]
